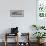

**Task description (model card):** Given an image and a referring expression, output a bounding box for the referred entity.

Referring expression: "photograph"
[0,0,46,46]
[10,10,24,17]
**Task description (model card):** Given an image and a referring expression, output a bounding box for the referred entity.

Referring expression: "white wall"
[0,0,36,42]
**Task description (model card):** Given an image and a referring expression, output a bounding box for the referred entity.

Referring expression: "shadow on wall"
[29,25,37,42]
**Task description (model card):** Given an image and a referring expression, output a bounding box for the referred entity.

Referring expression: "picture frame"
[10,10,24,17]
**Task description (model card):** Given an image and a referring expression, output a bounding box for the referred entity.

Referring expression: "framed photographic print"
[10,10,24,17]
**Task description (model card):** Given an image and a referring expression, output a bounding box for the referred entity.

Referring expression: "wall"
[0,0,36,42]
